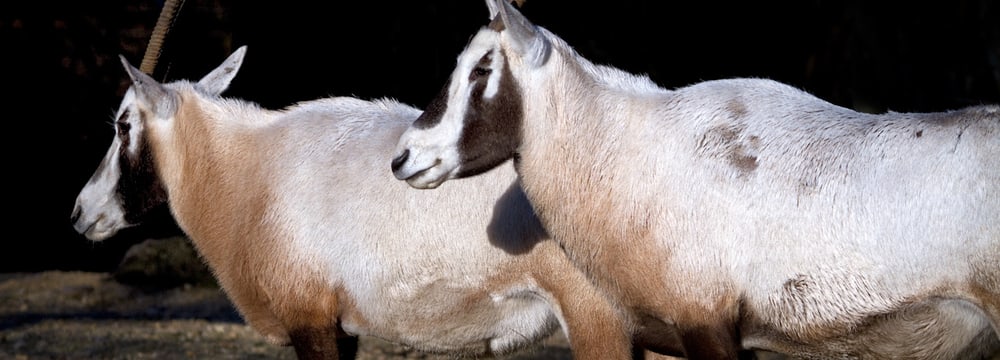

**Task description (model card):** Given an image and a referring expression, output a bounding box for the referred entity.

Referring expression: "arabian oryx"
[390,0,1000,358]
[70,45,683,360]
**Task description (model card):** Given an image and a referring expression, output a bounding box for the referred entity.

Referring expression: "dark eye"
[115,109,131,132]
[117,121,131,134]
[116,120,132,147]
[470,67,491,80]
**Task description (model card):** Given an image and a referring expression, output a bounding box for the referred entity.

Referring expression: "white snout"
[391,148,455,190]
[72,184,130,241]
[71,203,129,241]
[391,116,466,189]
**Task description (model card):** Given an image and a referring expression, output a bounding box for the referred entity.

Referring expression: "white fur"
[71,46,654,359]
[392,1,1000,359]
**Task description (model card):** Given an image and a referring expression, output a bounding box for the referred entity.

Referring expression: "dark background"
[2,0,998,273]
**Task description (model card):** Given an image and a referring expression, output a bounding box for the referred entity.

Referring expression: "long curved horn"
[139,0,185,76]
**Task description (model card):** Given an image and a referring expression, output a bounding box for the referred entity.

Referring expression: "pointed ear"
[197,45,247,95]
[486,0,501,19]
[120,54,175,119]
[486,0,526,20]
[494,0,550,68]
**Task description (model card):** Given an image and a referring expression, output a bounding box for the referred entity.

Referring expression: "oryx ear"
[197,45,247,96]
[487,0,499,19]
[492,0,550,68]
[487,0,526,20]
[120,54,175,119]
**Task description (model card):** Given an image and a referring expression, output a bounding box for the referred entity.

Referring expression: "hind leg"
[975,289,1000,344]
[969,260,1000,342]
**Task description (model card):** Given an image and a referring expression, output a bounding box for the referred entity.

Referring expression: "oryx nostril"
[391,149,409,172]
[70,204,81,223]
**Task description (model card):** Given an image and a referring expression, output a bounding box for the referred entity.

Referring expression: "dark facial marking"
[116,110,167,224]
[456,49,522,178]
[117,109,132,147]
[469,52,494,82]
[410,78,452,130]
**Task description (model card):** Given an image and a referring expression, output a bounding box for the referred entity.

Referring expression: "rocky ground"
[0,238,573,360]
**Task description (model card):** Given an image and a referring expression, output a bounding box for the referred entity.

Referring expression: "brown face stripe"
[116,111,168,224]
[411,78,452,130]
[456,49,523,178]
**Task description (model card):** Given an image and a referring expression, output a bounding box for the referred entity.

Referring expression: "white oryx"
[390,0,1000,359]
[70,45,679,360]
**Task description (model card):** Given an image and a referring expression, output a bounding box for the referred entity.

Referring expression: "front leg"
[538,268,634,359]
[562,312,633,360]
[289,327,358,360]
[632,313,685,358]
[677,321,743,360]
[336,336,359,360]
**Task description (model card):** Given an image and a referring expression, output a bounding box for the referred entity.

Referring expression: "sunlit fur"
[392,0,1000,359]
[70,46,674,360]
